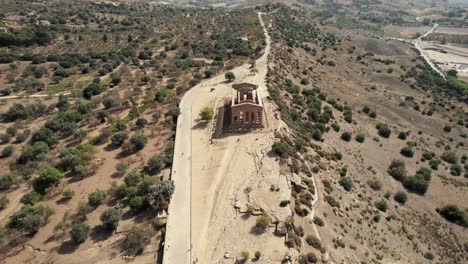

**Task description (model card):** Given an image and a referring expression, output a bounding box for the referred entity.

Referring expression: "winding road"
[384,23,445,79]
[162,12,271,264]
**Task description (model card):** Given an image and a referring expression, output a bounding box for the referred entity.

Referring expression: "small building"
[230,82,264,128]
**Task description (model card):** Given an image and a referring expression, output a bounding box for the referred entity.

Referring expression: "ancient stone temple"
[230,82,264,129]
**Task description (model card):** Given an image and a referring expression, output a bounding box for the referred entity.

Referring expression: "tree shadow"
[192,121,208,130]
[121,210,135,221]
[104,143,120,152]
[57,240,79,254]
[111,171,124,178]
[56,197,71,205]
[241,213,251,220]
[249,226,267,236]
[89,225,113,242]
[266,150,278,158]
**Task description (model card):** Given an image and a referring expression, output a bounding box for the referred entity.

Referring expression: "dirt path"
[384,23,445,79]
[162,12,273,264]
[0,188,26,224]
[0,92,71,100]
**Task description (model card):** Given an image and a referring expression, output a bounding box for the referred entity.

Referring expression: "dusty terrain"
[0,1,467,264]
[420,42,468,79]
[266,6,467,262]
[164,12,293,263]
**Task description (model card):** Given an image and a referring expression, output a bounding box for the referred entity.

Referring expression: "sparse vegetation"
[70,223,90,244]
[199,107,214,121]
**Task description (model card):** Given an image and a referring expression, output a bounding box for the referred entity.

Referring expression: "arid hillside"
[0,1,265,263]
[263,5,467,263]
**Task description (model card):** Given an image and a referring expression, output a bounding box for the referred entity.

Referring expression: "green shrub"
[441,151,458,164]
[135,118,148,128]
[375,199,388,212]
[199,107,214,121]
[387,160,407,181]
[368,179,382,191]
[373,214,381,222]
[335,151,343,160]
[331,122,340,132]
[62,189,75,199]
[362,105,370,114]
[225,72,235,82]
[33,167,63,194]
[1,145,13,157]
[129,196,145,211]
[124,171,143,187]
[0,133,10,144]
[313,216,324,227]
[0,196,9,209]
[377,123,391,138]
[20,191,42,205]
[111,131,128,146]
[424,251,434,260]
[403,175,429,195]
[271,142,291,157]
[2,104,31,122]
[422,151,435,160]
[343,109,353,123]
[88,189,106,207]
[400,146,415,158]
[341,132,351,142]
[339,177,352,191]
[394,191,408,204]
[70,223,90,244]
[254,213,271,234]
[305,235,322,250]
[123,225,152,255]
[147,155,167,173]
[83,83,103,99]
[429,159,441,170]
[8,205,54,234]
[450,164,462,176]
[0,174,18,190]
[312,129,322,141]
[31,127,58,146]
[255,251,261,260]
[100,208,121,230]
[77,202,94,218]
[129,133,147,151]
[355,133,365,143]
[437,204,467,227]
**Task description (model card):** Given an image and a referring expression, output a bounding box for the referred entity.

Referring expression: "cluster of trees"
[437,205,467,227]
[108,170,175,213]
[387,160,432,195]
[0,27,54,47]
[6,205,54,234]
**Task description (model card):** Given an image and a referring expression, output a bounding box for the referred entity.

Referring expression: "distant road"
[384,23,445,79]
[412,23,446,79]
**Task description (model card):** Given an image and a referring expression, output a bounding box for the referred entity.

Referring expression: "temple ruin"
[229,82,264,129]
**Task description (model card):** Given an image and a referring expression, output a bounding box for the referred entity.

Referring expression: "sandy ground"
[163,12,291,264]
[434,26,468,35]
[383,25,432,39]
[191,13,290,263]
[420,41,468,77]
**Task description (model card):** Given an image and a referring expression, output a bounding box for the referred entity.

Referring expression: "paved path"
[412,23,446,79]
[162,12,271,264]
